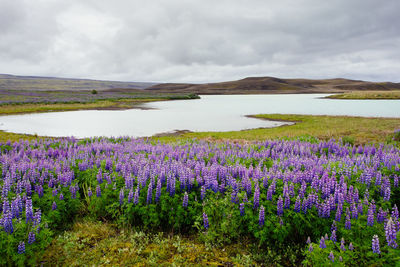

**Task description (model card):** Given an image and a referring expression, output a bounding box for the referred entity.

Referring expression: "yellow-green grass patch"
[326,90,400,99]
[154,114,400,145]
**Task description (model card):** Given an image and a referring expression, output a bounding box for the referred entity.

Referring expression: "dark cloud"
[0,0,399,83]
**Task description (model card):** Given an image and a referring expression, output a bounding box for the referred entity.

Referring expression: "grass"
[1,113,399,145]
[0,97,198,116]
[155,114,400,145]
[326,90,400,99]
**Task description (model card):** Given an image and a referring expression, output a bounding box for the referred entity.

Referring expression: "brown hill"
[146,77,400,94]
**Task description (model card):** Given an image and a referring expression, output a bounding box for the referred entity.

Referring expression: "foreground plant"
[0,137,399,265]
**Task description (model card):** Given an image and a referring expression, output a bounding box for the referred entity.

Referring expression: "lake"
[0,94,399,138]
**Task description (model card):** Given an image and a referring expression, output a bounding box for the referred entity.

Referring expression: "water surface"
[0,94,399,138]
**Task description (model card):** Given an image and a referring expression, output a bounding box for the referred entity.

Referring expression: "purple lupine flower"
[155,179,161,202]
[59,193,64,200]
[18,241,25,254]
[119,188,124,205]
[351,203,358,219]
[200,186,206,201]
[372,235,381,254]
[328,251,334,262]
[340,238,346,251]
[253,185,260,209]
[243,192,248,203]
[52,201,57,210]
[330,230,337,243]
[230,190,237,203]
[392,205,399,220]
[385,217,398,248]
[392,205,400,232]
[259,205,265,226]
[88,187,93,198]
[319,236,326,249]
[383,186,391,201]
[266,187,273,201]
[377,208,387,224]
[25,198,33,223]
[128,189,134,203]
[367,205,375,226]
[294,196,301,213]
[69,184,77,199]
[28,231,36,244]
[277,196,283,216]
[147,182,153,204]
[335,206,342,222]
[134,186,140,205]
[364,189,369,201]
[33,209,41,227]
[96,185,101,197]
[358,202,363,215]
[183,191,188,208]
[2,209,13,234]
[97,169,103,184]
[349,242,354,251]
[203,212,209,229]
[345,215,351,230]
[306,236,311,244]
[239,203,245,216]
[284,194,290,210]
[308,244,313,252]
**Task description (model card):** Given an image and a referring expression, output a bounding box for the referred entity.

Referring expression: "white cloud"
[0,0,399,83]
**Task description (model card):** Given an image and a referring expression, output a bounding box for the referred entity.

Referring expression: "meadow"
[1,95,400,265]
[0,130,399,265]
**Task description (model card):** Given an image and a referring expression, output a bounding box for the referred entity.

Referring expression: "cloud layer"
[1,0,399,83]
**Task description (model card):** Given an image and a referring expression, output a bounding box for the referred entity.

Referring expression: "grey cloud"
[0,0,399,83]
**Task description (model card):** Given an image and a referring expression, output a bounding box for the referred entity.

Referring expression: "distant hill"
[146,77,400,94]
[0,74,157,91]
[2,74,399,94]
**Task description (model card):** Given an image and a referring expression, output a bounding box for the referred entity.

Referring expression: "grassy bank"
[1,113,399,144]
[155,114,400,145]
[0,95,199,115]
[326,90,400,99]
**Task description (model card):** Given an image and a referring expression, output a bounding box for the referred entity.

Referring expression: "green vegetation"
[326,90,400,99]
[41,219,258,266]
[1,113,399,144]
[156,114,400,145]
[0,98,159,115]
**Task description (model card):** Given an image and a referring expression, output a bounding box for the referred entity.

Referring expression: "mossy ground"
[40,219,257,266]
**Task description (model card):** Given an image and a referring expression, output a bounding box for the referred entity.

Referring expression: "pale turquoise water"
[0,94,399,138]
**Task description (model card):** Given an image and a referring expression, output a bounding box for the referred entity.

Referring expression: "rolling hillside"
[146,77,400,94]
[0,74,156,91]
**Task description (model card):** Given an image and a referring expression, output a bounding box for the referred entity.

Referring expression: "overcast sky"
[0,0,399,83]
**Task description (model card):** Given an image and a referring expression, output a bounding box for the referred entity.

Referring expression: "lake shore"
[152,113,400,145]
[325,90,400,99]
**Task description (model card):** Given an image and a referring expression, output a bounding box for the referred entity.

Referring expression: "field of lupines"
[1,137,400,265]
